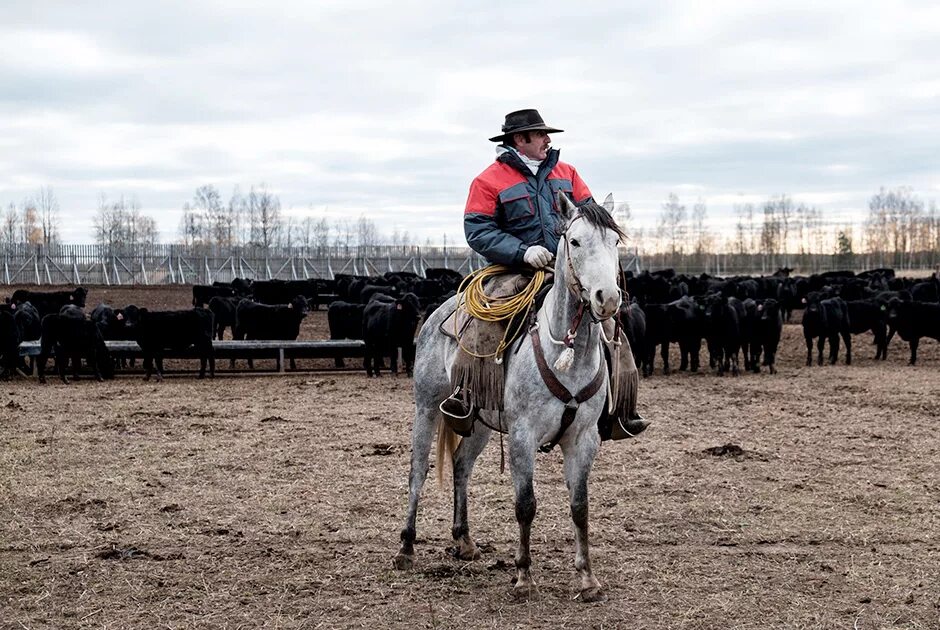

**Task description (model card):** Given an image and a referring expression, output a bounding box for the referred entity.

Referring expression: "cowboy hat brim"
[489,124,565,142]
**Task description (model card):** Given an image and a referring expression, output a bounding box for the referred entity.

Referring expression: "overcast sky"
[2,1,939,245]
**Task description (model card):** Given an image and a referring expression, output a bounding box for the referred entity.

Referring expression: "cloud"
[0,0,938,245]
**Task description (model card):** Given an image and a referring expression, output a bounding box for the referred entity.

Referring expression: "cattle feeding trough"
[19,339,371,375]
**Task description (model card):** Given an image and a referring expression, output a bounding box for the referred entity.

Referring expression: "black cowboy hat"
[489,109,564,142]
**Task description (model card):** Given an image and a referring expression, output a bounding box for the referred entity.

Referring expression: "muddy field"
[1,285,939,629]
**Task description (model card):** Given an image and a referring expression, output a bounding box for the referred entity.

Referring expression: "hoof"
[393,553,414,571]
[578,586,607,603]
[454,545,482,561]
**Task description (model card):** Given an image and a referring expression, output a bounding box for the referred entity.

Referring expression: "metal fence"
[0,244,489,285]
[3,243,933,286]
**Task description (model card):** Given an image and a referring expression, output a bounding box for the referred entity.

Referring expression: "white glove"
[523,245,553,269]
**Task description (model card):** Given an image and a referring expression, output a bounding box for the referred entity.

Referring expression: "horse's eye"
[570,238,580,247]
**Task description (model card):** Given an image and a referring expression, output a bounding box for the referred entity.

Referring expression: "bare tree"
[35,186,60,245]
[192,185,227,247]
[313,217,330,251]
[356,215,379,248]
[760,200,782,262]
[1,202,20,246]
[247,184,281,250]
[93,194,124,250]
[691,200,711,255]
[657,193,686,256]
[178,202,202,247]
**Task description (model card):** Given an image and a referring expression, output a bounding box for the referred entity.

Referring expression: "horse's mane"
[572,200,628,242]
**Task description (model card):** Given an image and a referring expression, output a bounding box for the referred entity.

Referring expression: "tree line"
[625,186,940,271]
[3,185,938,270]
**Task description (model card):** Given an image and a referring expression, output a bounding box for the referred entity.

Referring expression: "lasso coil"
[454,265,547,359]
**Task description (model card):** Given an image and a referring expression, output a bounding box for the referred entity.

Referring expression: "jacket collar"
[497,147,560,180]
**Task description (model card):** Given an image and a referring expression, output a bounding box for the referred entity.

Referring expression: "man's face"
[513,130,551,161]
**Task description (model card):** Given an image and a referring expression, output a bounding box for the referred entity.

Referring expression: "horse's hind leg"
[394,402,441,570]
[562,431,604,603]
[451,426,491,560]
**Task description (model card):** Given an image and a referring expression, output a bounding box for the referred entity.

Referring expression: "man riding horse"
[441,108,648,439]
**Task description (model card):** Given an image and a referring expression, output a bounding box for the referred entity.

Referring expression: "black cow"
[207,296,241,340]
[134,308,215,381]
[10,287,88,317]
[234,296,309,370]
[90,304,134,341]
[886,299,940,365]
[37,313,113,384]
[910,275,940,303]
[703,294,744,376]
[13,301,41,342]
[90,303,139,369]
[0,308,21,378]
[363,293,421,377]
[801,295,851,366]
[327,300,366,368]
[753,299,783,374]
[618,300,646,367]
[192,284,235,307]
[776,278,799,322]
[845,299,889,360]
[640,296,703,376]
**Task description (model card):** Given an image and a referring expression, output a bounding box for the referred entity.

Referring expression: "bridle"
[537,215,623,347]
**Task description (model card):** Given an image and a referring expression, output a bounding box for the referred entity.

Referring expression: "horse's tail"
[435,418,459,487]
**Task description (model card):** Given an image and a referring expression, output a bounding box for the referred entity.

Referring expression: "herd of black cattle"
[0,266,938,384]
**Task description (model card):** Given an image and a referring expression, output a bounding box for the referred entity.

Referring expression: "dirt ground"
[1,285,939,629]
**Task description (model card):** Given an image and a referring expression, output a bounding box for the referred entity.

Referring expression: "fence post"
[140,257,149,285]
[205,257,212,284]
[113,256,122,285]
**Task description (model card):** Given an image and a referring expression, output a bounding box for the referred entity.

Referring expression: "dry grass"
[1,286,939,629]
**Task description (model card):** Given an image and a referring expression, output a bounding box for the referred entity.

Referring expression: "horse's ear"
[556,191,577,222]
[602,193,615,213]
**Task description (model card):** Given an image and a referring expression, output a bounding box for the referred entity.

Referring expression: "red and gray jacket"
[463,148,593,265]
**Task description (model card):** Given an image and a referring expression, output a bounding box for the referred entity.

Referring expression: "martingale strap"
[530,325,606,453]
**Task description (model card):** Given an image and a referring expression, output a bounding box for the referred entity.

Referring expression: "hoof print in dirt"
[260,415,288,424]
[364,443,397,456]
[702,443,746,458]
[96,546,182,562]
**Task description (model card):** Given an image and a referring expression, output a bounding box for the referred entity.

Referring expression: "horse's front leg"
[452,426,491,560]
[509,435,538,599]
[394,402,442,570]
[563,427,605,603]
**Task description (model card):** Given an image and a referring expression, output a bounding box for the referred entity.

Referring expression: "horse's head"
[555,192,626,320]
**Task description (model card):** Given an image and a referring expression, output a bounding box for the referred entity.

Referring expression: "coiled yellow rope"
[454,264,547,359]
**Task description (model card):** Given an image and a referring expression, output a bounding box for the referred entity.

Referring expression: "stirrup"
[610,413,651,440]
[439,388,475,437]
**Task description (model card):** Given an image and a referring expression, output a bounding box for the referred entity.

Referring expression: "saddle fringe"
[607,330,639,421]
[435,418,460,488]
[450,355,505,412]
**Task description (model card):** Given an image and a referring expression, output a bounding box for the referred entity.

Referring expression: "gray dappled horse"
[394,192,625,602]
